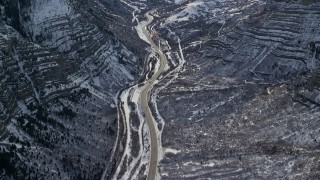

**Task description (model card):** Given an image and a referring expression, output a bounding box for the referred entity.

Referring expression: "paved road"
[140,10,167,180]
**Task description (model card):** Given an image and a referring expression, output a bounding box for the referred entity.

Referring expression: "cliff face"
[149,0,320,178]
[0,0,144,179]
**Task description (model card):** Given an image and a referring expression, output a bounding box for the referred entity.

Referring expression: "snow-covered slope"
[1,0,320,179]
[0,0,145,179]
[146,0,320,179]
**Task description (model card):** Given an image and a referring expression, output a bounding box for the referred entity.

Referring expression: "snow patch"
[164,148,181,154]
[17,101,32,115]
[135,21,150,44]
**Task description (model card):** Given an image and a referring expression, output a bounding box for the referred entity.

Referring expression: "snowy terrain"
[1,0,320,179]
[151,0,320,178]
[0,0,145,179]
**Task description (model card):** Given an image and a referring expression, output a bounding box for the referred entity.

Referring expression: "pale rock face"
[25,0,71,40]
[21,0,79,51]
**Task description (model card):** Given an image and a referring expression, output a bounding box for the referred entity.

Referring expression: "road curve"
[140,11,167,180]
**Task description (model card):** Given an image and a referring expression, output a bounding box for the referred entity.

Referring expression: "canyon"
[1,0,320,179]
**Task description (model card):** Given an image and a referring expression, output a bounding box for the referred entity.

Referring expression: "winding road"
[140,11,167,180]
[106,10,167,180]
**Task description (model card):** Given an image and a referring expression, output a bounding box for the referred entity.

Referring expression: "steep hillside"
[148,0,320,178]
[1,0,320,179]
[0,0,145,179]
